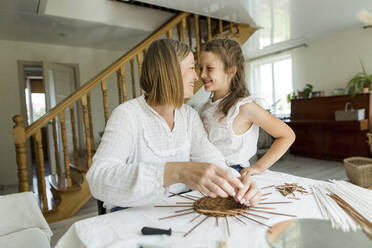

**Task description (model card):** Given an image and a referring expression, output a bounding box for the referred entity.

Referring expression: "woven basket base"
[193,196,248,217]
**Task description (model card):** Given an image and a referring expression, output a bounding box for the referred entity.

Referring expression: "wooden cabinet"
[287,93,371,160]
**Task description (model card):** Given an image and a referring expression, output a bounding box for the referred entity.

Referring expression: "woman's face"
[200,51,231,94]
[180,52,198,99]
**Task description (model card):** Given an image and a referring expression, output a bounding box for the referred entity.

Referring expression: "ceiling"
[1,0,372,52]
[0,0,172,51]
[137,0,372,55]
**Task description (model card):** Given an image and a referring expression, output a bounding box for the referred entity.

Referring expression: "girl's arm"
[240,102,296,175]
[235,102,294,204]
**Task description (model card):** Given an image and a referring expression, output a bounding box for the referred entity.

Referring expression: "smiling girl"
[199,38,295,205]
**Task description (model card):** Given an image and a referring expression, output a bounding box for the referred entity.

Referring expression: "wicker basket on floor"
[343,157,372,188]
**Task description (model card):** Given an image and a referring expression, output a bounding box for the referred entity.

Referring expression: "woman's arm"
[86,105,167,207]
[240,102,296,175]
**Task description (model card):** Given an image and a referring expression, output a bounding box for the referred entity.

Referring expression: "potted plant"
[287,92,296,102]
[303,84,313,98]
[345,60,372,96]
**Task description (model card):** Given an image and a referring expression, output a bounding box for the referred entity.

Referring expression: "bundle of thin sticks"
[275,183,309,199]
[312,180,372,239]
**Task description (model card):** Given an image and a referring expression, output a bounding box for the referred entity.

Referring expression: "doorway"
[18,61,81,201]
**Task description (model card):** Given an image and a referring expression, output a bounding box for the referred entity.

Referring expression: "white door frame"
[17,61,82,180]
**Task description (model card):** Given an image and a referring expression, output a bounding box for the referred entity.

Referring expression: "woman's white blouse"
[86,95,229,208]
[199,96,259,167]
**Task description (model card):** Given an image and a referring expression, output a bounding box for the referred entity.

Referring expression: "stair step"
[33,176,60,214]
[49,168,83,192]
[69,156,90,173]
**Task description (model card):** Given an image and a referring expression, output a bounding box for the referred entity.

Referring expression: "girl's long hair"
[203,38,250,120]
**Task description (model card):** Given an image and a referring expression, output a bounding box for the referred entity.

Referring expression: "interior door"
[42,62,78,176]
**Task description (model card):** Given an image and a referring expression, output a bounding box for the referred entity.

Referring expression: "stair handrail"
[23,12,189,139]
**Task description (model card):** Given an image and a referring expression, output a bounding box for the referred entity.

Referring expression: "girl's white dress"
[199,96,259,167]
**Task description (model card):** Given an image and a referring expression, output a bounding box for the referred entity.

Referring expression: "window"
[25,78,46,124]
[246,0,290,51]
[248,53,293,116]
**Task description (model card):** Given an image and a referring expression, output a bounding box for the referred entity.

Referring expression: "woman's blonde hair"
[202,38,249,120]
[140,39,191,108]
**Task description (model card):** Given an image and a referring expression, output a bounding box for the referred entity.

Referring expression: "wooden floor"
[1,154,348,247]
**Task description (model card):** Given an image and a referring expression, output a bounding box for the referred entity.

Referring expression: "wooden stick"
[288,197,300,200]
[261,185,274,190]
[244,212,270,220]
[216,217,219,227]
[197,209,230,215]
[155,205,193,207]
[250,206,276,210]
[225,216,230,236]
[184,216,209,237]
[190,214,201,222]
[176,202,195,204]
[185,194,200,199]
[175,208,194,213]
[260,197,268,201]
[262,192,273,197]
[233,215,247,225]
[258,201,292,205]
[159,211,195,220]
[239,214,272,229]
[169,191,197,201]
[249,209,297,218]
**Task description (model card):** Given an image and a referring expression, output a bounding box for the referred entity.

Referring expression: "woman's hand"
[164,162,244,198]
[234,173,261,206]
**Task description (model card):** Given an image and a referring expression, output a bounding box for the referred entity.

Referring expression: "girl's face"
[200,51,231,95]
[180,52,198,99]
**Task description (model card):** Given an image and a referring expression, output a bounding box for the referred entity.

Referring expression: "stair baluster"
[69,105,79,167]
[136,53,144,95]
[58,112,72,188]
[52,118,61,178]
[167,29,173,39]
[194,14,201,65]
[120,65,127,103]
[181,18,187,43]
[207,17,212,41]
[130,59,136,98]
[87,93,95,151]
[34,129,48,211]
[101,79,109,125]
[219,20,223,33]
[81,95,92,167]
[116,70,123,104]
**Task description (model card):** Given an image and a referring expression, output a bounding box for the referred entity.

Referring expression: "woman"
[86,39,260,209]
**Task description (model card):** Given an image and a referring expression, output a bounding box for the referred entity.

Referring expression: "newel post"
[13,115,29,192]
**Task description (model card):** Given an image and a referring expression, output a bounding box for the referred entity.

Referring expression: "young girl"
[199,38,295,204]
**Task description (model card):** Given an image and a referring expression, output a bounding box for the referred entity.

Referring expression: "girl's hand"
[234,173,261,206]
[240,166,262,177]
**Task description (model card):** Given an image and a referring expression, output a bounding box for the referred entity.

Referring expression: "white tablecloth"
[56,170,324,248]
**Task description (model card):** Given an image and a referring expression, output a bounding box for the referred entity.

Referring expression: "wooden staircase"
[12,8,257,222]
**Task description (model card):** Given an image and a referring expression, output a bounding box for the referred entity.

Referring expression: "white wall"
[0,39,131,185]
[292,26,372,94]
